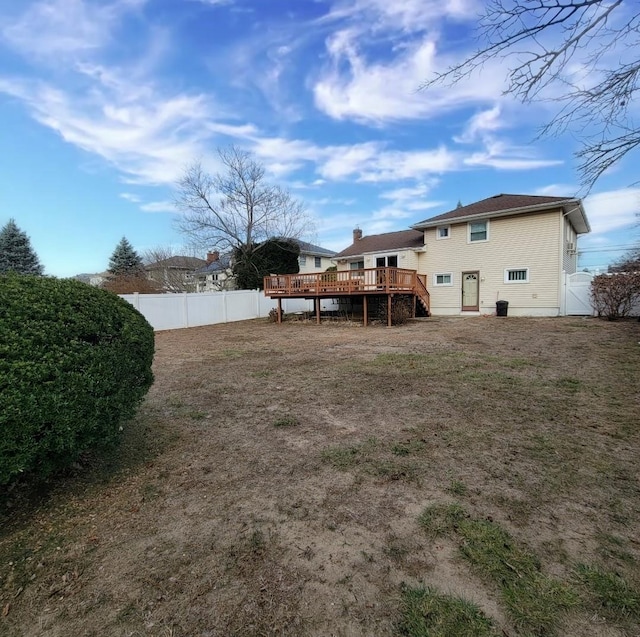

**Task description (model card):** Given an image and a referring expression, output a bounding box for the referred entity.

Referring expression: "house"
[192,251,235,292]
[331,193,590,317]
[145,256,206,292]
[411,193,589,316]
[296,240,337,273]
[264,193,590,322]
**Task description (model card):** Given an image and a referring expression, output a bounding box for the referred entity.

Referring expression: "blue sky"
[0,0,638,277]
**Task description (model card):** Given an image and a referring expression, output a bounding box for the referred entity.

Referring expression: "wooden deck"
[263,267,430,326]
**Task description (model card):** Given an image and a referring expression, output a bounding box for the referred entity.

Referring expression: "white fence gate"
[564,271,595,316]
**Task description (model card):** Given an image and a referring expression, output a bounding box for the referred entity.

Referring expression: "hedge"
[0,275,154,485]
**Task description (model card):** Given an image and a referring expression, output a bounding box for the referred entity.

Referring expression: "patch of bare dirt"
[1,317,639,636]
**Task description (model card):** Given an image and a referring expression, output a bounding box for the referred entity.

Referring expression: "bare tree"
[143,246,205,293]
[176,146,313,255]
[420,0,640,189]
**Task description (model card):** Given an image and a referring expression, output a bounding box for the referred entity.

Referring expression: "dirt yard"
[1,316,639,636]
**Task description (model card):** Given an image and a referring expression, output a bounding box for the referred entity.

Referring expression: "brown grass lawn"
[1,317,639,636]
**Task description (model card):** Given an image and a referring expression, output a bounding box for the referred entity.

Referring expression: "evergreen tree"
[0,218,44,275]
[108,237,144,276]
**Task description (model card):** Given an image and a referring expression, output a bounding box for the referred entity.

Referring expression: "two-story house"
[333,194,590,317]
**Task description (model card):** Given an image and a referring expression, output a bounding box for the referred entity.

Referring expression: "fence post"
[133,292,140,310]
[183,292,189,328]
[222,290,228,323]
[256,289,261,317]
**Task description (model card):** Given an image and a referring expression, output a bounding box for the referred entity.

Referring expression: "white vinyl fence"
[563,271,595,315]
[562,271,640,316]
[120,290,338,331]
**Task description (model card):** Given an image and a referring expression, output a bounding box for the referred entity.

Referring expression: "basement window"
[504,268,529,283]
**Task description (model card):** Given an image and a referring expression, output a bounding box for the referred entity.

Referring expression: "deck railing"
[264,267,420,296]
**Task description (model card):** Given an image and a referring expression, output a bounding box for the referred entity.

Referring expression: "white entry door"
[462,271,479,311]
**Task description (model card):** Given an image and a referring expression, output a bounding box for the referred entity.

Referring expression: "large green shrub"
[0,275,154,485]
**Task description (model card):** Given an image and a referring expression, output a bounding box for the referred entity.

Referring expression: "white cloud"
[321,0,478,34]
[0,67,227,185]
[534,184,578,197]
[140,200,176,213]
[3,0,146,60]
[454,105,505,143]
[313,0,507,125]
[463,139,563,171]
[120,192,142,203]
[583,188,640,235]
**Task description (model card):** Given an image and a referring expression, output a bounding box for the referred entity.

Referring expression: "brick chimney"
[206,251,219,264]
[353,227,362,242]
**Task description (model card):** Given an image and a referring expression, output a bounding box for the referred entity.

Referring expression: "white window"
[433,272,453,286]
[437,225,450,240]
[350,260,364,270]
[504,268,529,283]
[468,220,489,242]
[299,254,307,266]
[314,256,322,268]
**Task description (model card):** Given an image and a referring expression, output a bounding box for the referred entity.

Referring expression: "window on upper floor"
[468,220,489,242]
[314,256,322,268]
[350,260,364,270]
[299,254,307,266]
[504,268,529,283]
[436,225,450,239]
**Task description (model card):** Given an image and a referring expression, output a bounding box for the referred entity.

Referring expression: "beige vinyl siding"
[298,255,335,273]
[424,210,563,316]
[337,249,421,271]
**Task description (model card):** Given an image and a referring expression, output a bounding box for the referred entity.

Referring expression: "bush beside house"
[0,275,155,486]
[591,272,640,320]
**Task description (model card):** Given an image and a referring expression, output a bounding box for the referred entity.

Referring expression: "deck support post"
[315,298,321,324]
[277,298,282,324]
[387,294,392,327]
[413,295,417,318]
[363,295,368,327]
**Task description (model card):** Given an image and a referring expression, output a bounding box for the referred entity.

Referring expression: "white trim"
[468,219,489,243]
[433,272,454,286]
[436,225,451,240]
[504,267,530,283]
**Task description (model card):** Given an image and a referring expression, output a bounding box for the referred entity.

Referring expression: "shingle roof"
[412,193,579,227]
[146,256,206,270]
[193,254,232,274]
[296,240,337,257]
[335,229,424,258]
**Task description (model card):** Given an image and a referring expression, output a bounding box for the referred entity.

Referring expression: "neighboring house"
[145,256,206,292]
[193,251,235,292]
[296,240,337,273]
[334,194,590,317]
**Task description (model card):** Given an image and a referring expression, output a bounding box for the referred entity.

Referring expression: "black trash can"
[496,300,509,317]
